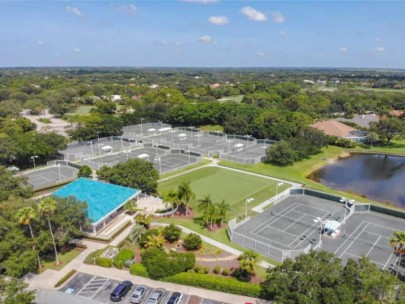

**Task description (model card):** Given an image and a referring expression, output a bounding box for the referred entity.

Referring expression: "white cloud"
[271,11,285,23]
[371,47,384,52]
[339,47,348,53]
[200,35,214,43]
[181,0,218,3]
[208,16,228,25]
[374,37,380,42]
[280,30,288,36]
[73,48,80,52]
[118,4,137,15]
[240,6,267,22]
[257,51,265,57]
[66,6,83,17]
[36,40,43,45]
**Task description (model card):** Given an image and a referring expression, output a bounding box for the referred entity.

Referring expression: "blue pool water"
[53,178,139,223]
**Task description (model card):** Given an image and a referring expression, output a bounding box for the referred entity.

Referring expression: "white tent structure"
[137,153,149,159]
[234,143,244,151]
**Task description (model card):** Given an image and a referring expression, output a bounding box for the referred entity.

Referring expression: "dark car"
[110,280,133,302]
[166,292,183,304]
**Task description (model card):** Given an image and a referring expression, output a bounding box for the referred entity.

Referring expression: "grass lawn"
[353,138,405,156]
[217,95,244,103]
[158,166,290,219]
[40,247,83,272]
[199,125,224,132]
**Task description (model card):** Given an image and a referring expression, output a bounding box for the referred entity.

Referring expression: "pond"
[312,153,405,208]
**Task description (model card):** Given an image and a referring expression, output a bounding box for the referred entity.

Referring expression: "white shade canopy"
[101,145,113,151]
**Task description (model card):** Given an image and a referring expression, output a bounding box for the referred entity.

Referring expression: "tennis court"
[24,165,78,190]
[232,193,404,271]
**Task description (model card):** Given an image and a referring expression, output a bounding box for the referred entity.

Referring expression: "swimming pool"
[53,178,140,223]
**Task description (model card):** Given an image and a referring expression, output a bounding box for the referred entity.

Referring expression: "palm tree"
[128,224,147,247]
[16,207,42,269]
[216,200,231,225]
[134,212,153,228]
[177,181,195,216]
[38,197,60,265]
[145,234,165,249]
[198,195,214,227]
[206,204,218,229]
[162,189,179,211]
[238,250,259,276]
[390,231,405,277]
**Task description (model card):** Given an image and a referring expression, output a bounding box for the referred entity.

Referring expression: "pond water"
[312,154,405,208]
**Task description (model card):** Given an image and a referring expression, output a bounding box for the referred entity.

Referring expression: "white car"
[130,285,147,304]
[146,288,166,304]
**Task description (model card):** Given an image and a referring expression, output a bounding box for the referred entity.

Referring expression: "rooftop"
[53,178,139,223]
[311,120,359,138]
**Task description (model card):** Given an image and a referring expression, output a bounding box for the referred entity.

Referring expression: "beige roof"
[311,120,357,138]
[389,110,405,117]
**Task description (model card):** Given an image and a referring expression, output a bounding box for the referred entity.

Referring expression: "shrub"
[78,165,92,178]
[95,257,113,268]
[129,263,150,278]
[84,248,104,264]
[142,248,195,280]
[115,249,135,262]
[161,272,261,298]
[222,268,230,276]
[114,259,124,269]
[54,269,77,288]
[198,269,205,274]
[140,229,160,248]
[213,266,221,274]
[162,224,182,243]
[193,265,202,273]
[183,233,202,251]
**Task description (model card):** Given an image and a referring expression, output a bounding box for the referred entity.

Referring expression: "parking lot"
[61,272,228,304]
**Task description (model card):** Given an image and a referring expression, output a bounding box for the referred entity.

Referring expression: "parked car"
[130,285,147,304]
[166,292,183,304]
[146,288,166,304]
[110,280,133,302]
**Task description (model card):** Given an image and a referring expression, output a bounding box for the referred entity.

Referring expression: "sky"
[1,1,405,68]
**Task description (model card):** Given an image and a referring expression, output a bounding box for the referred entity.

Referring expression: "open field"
[158,167,289,219]
[217,95,244,103]
[40,247,83,272]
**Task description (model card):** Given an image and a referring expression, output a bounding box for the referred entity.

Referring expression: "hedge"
[84,248,104,264]
[54,269,77,288]
[95,256,113,268]
[114,249,135,269]
[161,272,261,298]
[129,263,150,278]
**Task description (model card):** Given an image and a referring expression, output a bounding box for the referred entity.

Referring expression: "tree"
[37,197,60,265]
[371,117,405,144]
[128,224,146,248]
[198,195,214,227]
[162,224,182,243]
[266,141,297,166]
[365,131,380,148]
[177,181,195,216]
[216,200,231,225]
[0,276,36,304]
[123,200,138,214]
[161,189,179,210]
[97,158,159,194]
[390,231,405,277]
[238,250,259,277]
[16,207,42,269]
[261,250,403,303]
[0,166,31,202]
[78,165,92,178]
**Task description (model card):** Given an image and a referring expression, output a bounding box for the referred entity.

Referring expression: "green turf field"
[217,95,244,103]
[158,166,289,219]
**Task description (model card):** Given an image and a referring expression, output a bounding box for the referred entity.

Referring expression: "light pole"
[119,136,124,150]
[227,139,233,152]
[155,157,161,174]
[140,118,144,137]
[30,155,38,168]
[276,182,284,205]
[57,164,62,180]
[87,141,94,157]
[98,143,104,155]
[96,131,100,143]
[246,135,252,146]
[123,150,130,161]
[245,198,254,219]
[340,197,354,224]
[313,217,323,249]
